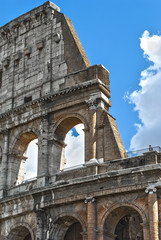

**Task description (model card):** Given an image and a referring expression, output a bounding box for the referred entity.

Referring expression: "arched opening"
[7,226,32,240]
[64,123,84,169]
[24,138,38,181]
[103,206,143,240]
[11,131,38,185]
[46,215,84,240]
[54,117,85,171]
[64,222,83,240]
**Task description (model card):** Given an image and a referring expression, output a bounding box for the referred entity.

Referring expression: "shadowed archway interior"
[7,226,32,240]
[64,222,83,240]
[104,206,143,240]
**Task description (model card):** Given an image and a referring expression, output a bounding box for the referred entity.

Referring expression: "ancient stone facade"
[0,1,161,240]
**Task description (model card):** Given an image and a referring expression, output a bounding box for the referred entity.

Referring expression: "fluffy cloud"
[128,31,161,150]
[64,124,84,169]
[25,139,38,180]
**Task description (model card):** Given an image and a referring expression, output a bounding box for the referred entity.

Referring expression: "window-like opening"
[13,132,38,185]
[16,138,38,184]
[24,138,38,181]
[24,96,32,103]
[63,123,84,169]
[54,117,85,172]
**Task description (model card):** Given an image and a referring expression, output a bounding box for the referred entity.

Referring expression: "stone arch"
[7,222,35,240]
[53,211,87,232]
[47,212,86,239]
[100,202,147,240]
[50,113,88,172]
[9,127,40,155]
[52,113,89,135]
[8,128,39,186]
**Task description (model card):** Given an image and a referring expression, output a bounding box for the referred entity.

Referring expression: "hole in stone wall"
[63,123,84,170]
[16,139,38,184]
[24,138,38,181]
[24,96,32,103]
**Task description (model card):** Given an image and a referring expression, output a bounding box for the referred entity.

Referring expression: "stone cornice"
[0,78,107,121]
[1,163,161,206]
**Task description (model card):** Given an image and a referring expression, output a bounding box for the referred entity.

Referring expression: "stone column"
[48,138,66,174]
[36,209,44,240]
[141,223,150,240]
[1,129,9,192]
[86,98,97,162]
[96,124,105,162]
[83,127,90,162]
[38,114,49,177]
[85,197,96,240]
[145,186,159,240]
[90,109,96,160]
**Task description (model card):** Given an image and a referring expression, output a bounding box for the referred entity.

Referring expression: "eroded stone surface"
[0,2,160,240]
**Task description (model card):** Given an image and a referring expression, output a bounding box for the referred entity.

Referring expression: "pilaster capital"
[84,196,96,204]
[86,98,98,109]
[145,185,157,194]
[1,128,9,136]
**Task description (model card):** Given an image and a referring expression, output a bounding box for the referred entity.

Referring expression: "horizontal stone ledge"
[0,78,106,120]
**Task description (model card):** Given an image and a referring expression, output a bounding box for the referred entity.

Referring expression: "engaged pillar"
[38,114,49,176]
[86,100,97,161]
[36,209,44,240]
[145,186,159,240]
[1,129,9,192]
[85,197,96,240]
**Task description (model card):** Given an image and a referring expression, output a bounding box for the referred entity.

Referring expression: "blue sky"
[1,0,161,152]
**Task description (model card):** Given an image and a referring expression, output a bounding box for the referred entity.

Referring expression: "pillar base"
[37,175,49,187]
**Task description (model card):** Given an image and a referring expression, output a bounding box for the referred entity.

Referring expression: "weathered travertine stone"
[0,1,161,240]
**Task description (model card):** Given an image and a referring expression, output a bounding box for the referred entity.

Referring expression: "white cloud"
[128,31,161,150]
[25,139,38,180]
[64,124,84,169]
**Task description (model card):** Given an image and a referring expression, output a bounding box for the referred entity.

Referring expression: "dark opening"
[115,214,143,240]
[7,227,32,240]
[115,215,130,240]
[24,96,32,103]
[64,222,83,240]
[24,233,31,240]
